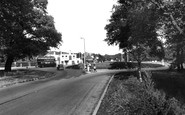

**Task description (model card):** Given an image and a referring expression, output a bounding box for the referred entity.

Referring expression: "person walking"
[87,63,90,72]
[93,64,97,72]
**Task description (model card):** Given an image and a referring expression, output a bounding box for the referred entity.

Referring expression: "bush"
[127,72,183,115]
[109,62,135,69]
[108,62,163,69]
[65,64,83,69]
[97,71,185,115]
[96,62,111,69]
[151,70,185,104]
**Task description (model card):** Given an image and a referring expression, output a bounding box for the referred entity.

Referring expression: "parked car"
[57,64,65,70]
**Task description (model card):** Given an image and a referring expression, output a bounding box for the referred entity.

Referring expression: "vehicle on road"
[37,56,56,68]
[57,64,65,70]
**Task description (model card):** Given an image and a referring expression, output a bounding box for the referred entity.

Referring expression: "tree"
[105,0,165,81]
[157,0,185,70]
[97,54,106,62]
[140,0,185,70]
[0,0,62,71]
[106,0,185,73]
[91,53,105,62]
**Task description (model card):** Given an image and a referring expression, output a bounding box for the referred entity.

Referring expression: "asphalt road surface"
[0,70,118,115]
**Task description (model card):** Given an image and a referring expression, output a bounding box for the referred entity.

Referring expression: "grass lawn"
[0,68,86,88]
[0,69,55,88]
[97,70,185,115]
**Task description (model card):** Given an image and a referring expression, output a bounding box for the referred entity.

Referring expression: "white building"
[46,51,82,66]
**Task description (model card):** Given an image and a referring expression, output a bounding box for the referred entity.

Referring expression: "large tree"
[155,0,185,70]
[0,0,62,71]
[138,0,185,70]
[105,0,164,81]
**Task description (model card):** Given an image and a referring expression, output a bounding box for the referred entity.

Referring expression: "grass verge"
[97,71,185,115]
[0,69,55,88]
[152,70,185,104]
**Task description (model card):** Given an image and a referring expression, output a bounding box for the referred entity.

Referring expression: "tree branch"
[170,14,184,36]
[150,0,185,37]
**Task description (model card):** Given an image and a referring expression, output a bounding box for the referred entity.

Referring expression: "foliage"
[65,64,83,69]
[109,62,163,69]
[109,62,134,69]
[97,71,185,115]
[91,53,106,62]
[0,0,62,71]
[151,0,185,69]
[152,70,185,103]
[105,0,165,72]
[104,53,122,61]
[105,0,185,71]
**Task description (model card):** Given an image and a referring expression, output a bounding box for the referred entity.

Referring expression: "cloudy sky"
[47,0,122,55]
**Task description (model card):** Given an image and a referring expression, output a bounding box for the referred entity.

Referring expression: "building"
[46,51,82,66]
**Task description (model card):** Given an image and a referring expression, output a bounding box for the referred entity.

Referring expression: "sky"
[47,0,122,55]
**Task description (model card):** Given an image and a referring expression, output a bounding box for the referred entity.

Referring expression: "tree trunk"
[137,60,142,82]
[176,46,184,71]
[5,55,14,72]
[180,63,183,70]
[124,49,128,68]
[176,46,181,71]
[180,48,184,70]
[170,14,184,36]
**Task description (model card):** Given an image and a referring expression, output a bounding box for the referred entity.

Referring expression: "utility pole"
[81,37,86,69]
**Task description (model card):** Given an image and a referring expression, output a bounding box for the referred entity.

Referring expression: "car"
[57,64,65,70]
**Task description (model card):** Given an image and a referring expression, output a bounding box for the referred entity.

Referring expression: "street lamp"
[81,37,86,69]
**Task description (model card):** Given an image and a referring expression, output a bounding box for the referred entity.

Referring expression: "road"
[0,69,119,115]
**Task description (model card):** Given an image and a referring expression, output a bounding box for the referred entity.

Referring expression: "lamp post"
[81,37,86,69]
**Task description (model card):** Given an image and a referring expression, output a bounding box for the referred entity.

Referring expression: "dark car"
[57,64,65,70]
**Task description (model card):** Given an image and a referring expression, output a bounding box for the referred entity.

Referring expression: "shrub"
[109,62,135,69]
[126,71,185,115]
[97,71,185,115]
[65,64,83,69]
[96,62,111,69]
[108,62,163,69]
